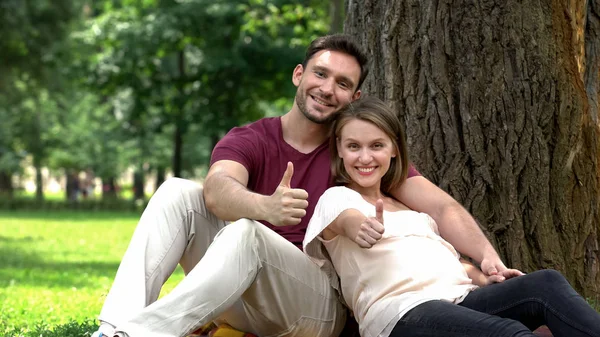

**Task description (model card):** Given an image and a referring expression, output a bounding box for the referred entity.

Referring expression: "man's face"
[292,50,362,124]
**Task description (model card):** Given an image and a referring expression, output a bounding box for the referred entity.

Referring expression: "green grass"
[0,211,184,337]
[1,211,599,337]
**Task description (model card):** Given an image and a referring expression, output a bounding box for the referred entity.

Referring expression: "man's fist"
[267,162,309,226]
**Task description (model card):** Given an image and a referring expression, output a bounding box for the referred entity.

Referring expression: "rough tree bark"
[345,0,600,297]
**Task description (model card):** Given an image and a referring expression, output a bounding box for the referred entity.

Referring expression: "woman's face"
[337,118,397,193]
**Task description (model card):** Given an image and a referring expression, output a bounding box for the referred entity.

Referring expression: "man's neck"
[281,110,330,154]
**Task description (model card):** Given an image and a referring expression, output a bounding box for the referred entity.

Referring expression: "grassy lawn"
[1,211,598,337]
[0,211,184,337]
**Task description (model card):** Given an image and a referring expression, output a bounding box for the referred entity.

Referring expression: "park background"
[1,0,599,336]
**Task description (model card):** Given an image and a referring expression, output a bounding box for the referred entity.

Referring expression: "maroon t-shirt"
[210,117,420,249]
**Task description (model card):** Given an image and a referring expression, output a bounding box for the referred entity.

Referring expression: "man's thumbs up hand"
[267,162,309,226]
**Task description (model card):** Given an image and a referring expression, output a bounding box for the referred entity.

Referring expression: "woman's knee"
[529,269,568,286]
[518,269,572,297]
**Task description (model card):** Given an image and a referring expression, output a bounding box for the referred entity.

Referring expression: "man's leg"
[98,178,227,336]
[114,219,346,337]
[460,269,600,337]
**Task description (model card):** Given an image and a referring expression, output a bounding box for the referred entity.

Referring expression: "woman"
[303,96,600,337]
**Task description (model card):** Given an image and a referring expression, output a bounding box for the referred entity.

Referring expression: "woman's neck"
[347,183,384,201]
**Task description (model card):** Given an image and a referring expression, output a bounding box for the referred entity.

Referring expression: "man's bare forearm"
[435,201,499,264]
[204,172,269,222]
[394,176,500,266]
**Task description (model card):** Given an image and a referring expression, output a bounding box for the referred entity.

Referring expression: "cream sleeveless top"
[304,186,477,337]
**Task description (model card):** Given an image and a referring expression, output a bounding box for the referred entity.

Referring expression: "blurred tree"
[1,0,333,199]
[0,0,81,198]
[76,0,329,180]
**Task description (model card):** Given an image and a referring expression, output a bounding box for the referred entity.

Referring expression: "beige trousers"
[98,178,345,337]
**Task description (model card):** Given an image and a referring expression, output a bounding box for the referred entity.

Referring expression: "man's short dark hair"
[302,34,369,92]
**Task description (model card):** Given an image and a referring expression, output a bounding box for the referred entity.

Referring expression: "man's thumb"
[486,266,498,276]
[375,199,384,224]
[279,162,294,187]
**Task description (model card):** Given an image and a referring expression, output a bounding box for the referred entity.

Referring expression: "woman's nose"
[359,149,372,163]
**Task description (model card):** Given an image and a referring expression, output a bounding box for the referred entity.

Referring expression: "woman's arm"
[324,207,385,248]
[460,258,490,287]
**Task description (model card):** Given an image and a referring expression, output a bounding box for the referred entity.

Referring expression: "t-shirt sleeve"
[210,126,261,172]
[407,163,421,178]
[303,187,355,265]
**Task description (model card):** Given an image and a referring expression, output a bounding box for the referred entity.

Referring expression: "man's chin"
[304,110,338,124]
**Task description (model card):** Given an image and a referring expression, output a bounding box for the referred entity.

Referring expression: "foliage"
[0,0,331,195]
[0,211,185,337]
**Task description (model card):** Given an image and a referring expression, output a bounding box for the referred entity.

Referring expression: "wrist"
[255,194,272,223]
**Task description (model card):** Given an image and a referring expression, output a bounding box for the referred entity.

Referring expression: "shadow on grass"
[0,210,140,222]
[0,241,119,289]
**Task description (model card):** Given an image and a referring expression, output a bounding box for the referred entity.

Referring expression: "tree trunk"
[65,170,78,201]
[329,0,345,33]
[173,120,183,178]
[0,172,13,197]
[172,49,186,178]
[345,0,600,297]
[102,177,117,199]
[156,166,165,191]
[33,155,43,202]
[133,167,145,200]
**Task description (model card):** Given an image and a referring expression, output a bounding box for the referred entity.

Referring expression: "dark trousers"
[390,269,600,337]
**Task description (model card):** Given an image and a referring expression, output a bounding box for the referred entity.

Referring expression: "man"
[92,34,509,337]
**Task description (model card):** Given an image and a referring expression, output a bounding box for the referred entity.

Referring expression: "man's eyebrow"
[313,65,356,88]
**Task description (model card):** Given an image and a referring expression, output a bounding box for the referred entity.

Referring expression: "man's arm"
[392,176,506,275]
[204,160,308,226]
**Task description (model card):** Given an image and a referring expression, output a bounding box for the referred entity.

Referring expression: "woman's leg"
[460,269,600,337]
[390,300,535,337]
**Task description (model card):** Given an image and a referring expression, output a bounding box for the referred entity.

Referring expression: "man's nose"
[320,78,334,95]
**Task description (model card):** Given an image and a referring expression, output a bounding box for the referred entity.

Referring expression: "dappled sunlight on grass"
[0,211,185,337]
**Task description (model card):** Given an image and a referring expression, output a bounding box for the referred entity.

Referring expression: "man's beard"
[296,90,339,125]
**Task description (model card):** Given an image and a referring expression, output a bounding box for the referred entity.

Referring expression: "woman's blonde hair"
[330,96,409,194]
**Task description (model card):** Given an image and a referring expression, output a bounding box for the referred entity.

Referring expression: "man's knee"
[216,219,259,248]
[156,177,203,197]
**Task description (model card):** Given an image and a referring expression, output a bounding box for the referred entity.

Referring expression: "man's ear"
[351,90,362,101]
[292,64,304,87]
